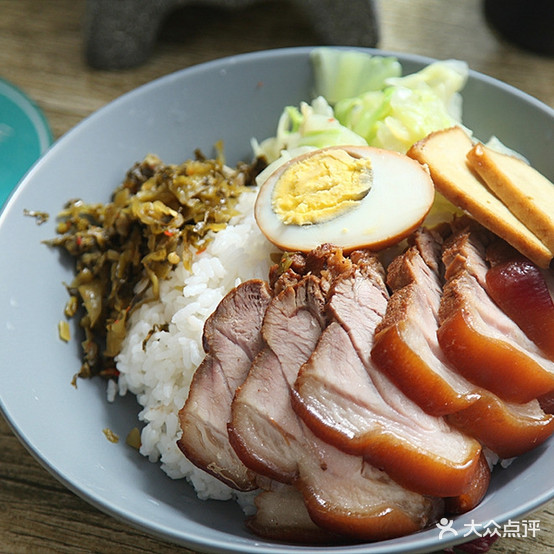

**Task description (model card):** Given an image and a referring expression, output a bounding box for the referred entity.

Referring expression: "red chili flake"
[76,235,82,246]
[163,230,174,237]
[99,368,120,378]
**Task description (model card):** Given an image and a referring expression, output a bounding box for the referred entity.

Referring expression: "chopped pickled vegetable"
[47,151,264,378]
[142,323,169,351]
[23,208,50,225]
[64,295,79,317]
[58,320,71,342]
[126,427,142,450]
[103,428,120,443]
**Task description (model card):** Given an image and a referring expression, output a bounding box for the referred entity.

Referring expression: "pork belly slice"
[299,441,443,541]
[246,440,442,543]
[372,242,480,416]
[444,451,491,515]
[439,230,554,403]
[538,390,554,414]
[177,279,272,491]
[486,241,554,361]
[294,264,484,498]
[247,450,441,543]
[230,275,329,482]
[446,393,554,459]
[247,485,343,544]
[371,234,554,457]
[230,273,441,541]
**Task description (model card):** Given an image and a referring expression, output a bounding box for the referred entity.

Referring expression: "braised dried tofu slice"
[467,143,554,254]
[177,279,272,491]
[407,126,553,268]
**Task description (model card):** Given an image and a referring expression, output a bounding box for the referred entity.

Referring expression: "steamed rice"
[114,187,278,502]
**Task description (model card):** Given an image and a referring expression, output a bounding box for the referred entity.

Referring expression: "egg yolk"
[271,149,373,225]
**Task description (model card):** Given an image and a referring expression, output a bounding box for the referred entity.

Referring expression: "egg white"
[254,145,435,253]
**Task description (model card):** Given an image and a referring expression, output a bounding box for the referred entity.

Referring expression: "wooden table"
[1,0,553,552]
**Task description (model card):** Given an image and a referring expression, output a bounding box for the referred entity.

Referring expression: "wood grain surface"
[1,0,553,552]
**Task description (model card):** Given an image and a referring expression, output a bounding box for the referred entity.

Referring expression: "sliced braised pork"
[486,240,554,361]
[229,275,327,484]
[177,279,272,490]
[372,234,480,416]
[294,260,484,498]
[230,261,442,541]
[446,392,554,458]
[438,228,554,403]
[371,229,554,458]
[247,485,342,544]
[538,390,554,414]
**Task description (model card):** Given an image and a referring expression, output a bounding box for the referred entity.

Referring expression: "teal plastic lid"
[0,78,53,207]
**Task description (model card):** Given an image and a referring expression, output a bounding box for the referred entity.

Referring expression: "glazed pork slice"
[294,258,484,498]
[229,275,327,483]
[228,245,353,482]
[371,231,554,458]
[177,279,272,491]
[371,236,480,416]
[438,228,554,403]
[486,240,554,361]
[446,392,554,459]
[247,485,343,544]
[230,272,442,541]
[538,390,554,414]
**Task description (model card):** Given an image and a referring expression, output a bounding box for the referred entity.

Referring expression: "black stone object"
[484,0,554,57]
[84,0,380,70]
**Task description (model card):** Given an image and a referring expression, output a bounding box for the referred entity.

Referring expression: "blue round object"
[0,78,52,207]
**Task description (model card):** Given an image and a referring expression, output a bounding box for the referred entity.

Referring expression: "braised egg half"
[254,145,435,252]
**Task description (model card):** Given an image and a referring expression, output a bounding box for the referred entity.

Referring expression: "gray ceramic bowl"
[0,47,553,554]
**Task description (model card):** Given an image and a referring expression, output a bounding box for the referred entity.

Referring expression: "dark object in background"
[484,0,554,56]
[84,0,379,70]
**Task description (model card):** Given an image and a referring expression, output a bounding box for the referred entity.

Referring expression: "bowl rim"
[1,46,553,554]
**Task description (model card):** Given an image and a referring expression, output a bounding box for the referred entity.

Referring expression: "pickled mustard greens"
[48,150,264,379]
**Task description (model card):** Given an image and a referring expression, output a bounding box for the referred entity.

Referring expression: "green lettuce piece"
[311,47,402,104]
[386,59,468,121]
[334,60,469,152]
[252,96,367,163]
[253,51,469,166]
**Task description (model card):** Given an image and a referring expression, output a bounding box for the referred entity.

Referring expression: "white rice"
[114,187,278,503]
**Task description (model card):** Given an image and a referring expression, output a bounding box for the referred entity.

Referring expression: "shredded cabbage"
[334,59,469,153]
[252,96,367,164]
[310,47,402,104]
[254,49,470,163]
